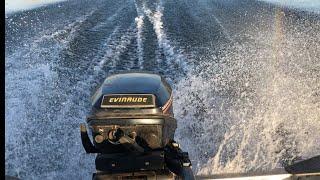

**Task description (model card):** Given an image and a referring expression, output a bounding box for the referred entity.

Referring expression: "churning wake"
[5,0,320,179]
[173,1,320,174]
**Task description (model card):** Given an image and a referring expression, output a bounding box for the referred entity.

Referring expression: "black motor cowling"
[83,72,176,154]
[80,72,194,179]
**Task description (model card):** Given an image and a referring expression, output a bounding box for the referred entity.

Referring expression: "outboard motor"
[80,72,194,180]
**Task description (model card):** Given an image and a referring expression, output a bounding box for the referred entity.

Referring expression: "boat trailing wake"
[5,0,320,179]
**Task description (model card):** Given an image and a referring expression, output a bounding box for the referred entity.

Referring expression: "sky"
[5,0,65,13]
[5,0,320,14]
[261,0,320,13]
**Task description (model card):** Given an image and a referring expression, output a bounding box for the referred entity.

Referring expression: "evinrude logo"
[101,94,156,108]
[109,97,148,103]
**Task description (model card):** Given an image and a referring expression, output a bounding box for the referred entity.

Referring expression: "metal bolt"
[183,162,191,167]
[94,135,104,143]
[172,142,180,148]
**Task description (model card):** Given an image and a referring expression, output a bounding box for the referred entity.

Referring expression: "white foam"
[5,10,98,178]
[96,26,121,69]
[173,14,320,174]
[96,24,136,70]
[134,0,145,69]
[142,1,190,72]
[135,16,144,69]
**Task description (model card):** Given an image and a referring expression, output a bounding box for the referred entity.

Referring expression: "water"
[5,0,320,179]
